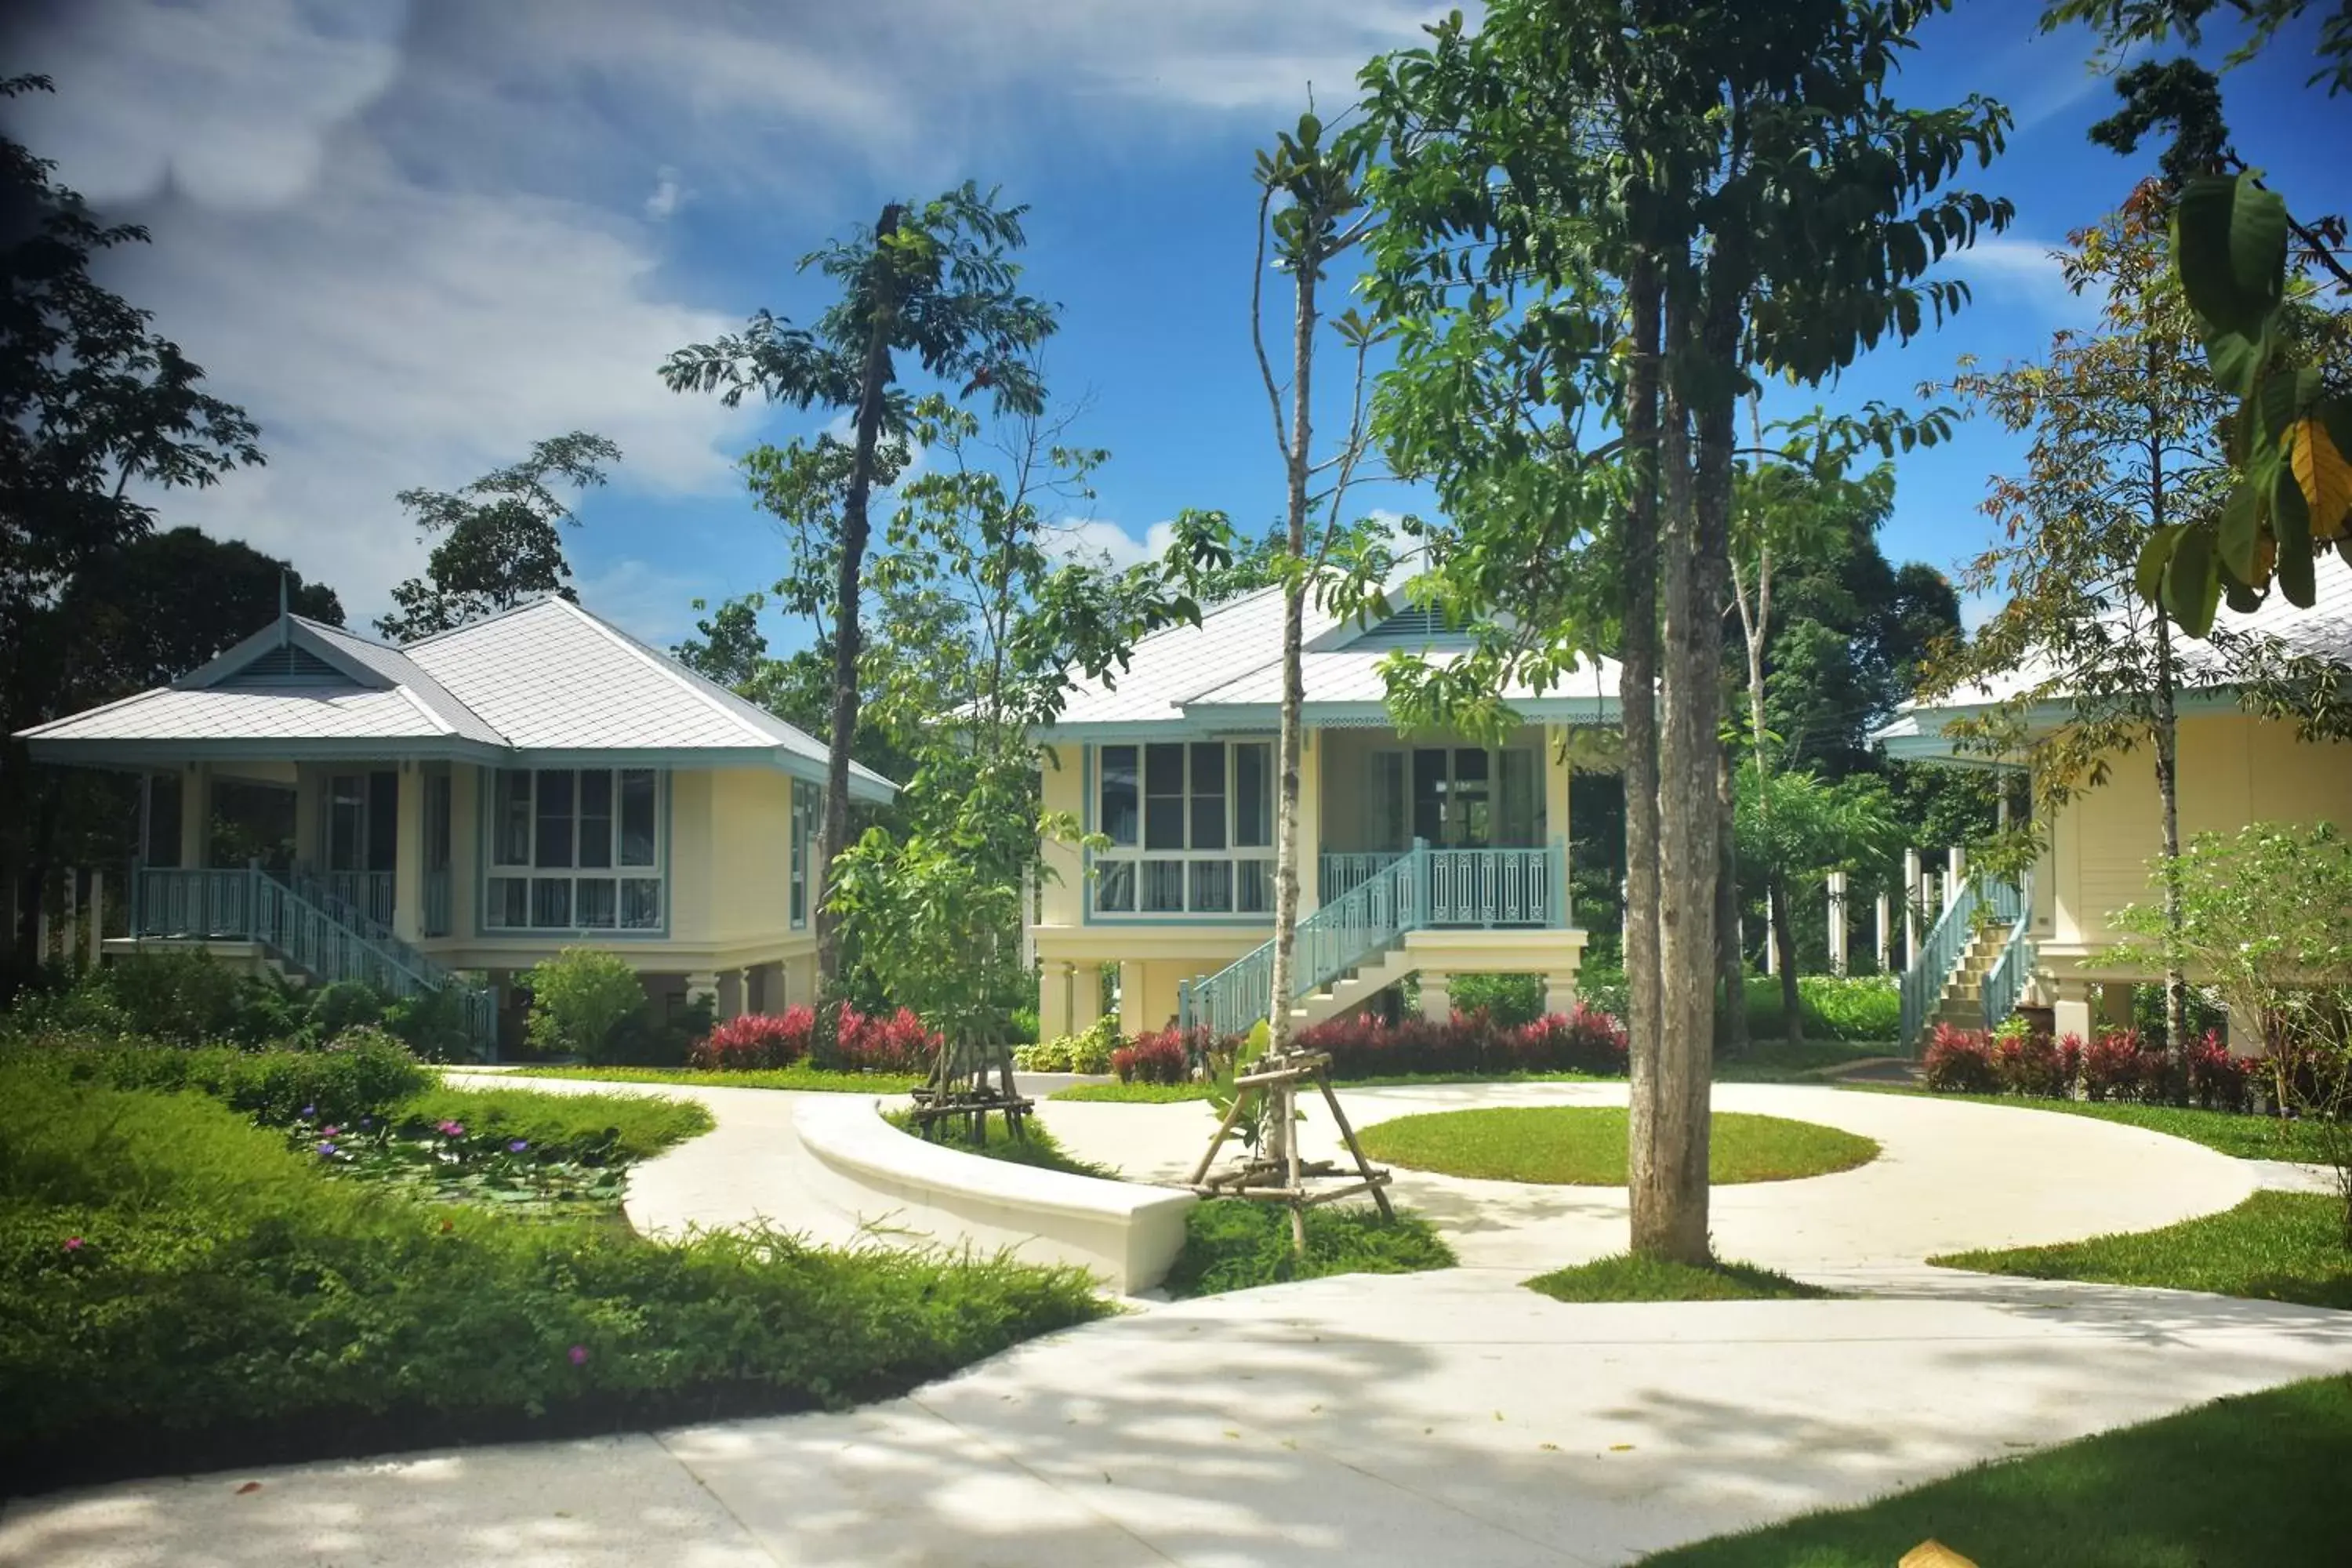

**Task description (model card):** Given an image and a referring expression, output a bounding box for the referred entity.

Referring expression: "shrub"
[695,1007,815,1071]
[381,983,485,1062]
[1160,1200,1455,1298]
[524,949,645,1062]
[829,1006,939,1075]
[1506,1004,1630,1076]
[2057,1031,2085,1090]
[13,1035,430,1127]
[2135,1039,2188,1105]
[1795,975,1904,1041]
[1014,1014,1122,1075]
[1991,1029,2067,1098]
[2187,1031,2253,1112]
[1447,974,1546,1029]
[1922,1024,1997,1094]
[307,981,387,1041]
[1111,1029,1190,1085]
[2082,1029,2146,1102]
[99,949,249,1044]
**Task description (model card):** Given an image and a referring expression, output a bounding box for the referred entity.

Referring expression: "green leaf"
[2172,175,2288,339]
[2136,524,2182,602]
[2165,524,2220,637]
[2201,326,2265,397]
[2274,468,2317,608]
[2212,484,2261,583]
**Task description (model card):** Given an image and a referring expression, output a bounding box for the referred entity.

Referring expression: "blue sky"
[4,0,2343,652]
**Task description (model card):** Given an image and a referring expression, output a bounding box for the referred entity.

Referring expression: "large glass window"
[1094,740,1274,916]
[789,779,818,927]
[1394,746,1541,850]
[487,768,663,931]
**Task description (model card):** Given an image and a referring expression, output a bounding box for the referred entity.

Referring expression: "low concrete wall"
[793,1098,1197,1294]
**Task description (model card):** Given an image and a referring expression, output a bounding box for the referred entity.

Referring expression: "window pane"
[1237,858,1274,913]
[328,775,365,870]
[487,877,527,928]
[1144,742,1185,795]
[535,769,575,868]
[1098,746,1138,847]
[1412,750,1446,846]
[622,878,662,929]
[366,771,399,872]
[1190,859,1232,912]
[1189,742,1225,794]
[531,877,572,927]
[1372,752,1405,851]
[1454,748,1492,847]
[1190,796,1227,851]
[578,771,614,868]
[619,770,657,866]
[495,771,532,866]
[1233,743,1271,848]
[575,878,618,928]
[1498,750,1540,847]
[1094,859,1134,913]
[1145,798,1187,851]
[1142,859,1187,913]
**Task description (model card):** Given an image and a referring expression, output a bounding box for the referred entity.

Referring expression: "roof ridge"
[542,597,779,748]
[394,593,564,650]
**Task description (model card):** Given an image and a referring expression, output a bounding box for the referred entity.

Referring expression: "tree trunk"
[2146,390,2190,1054]
[1631,280,1717,1267]
[1769,875,1803,1045]
[1715,741,1748,1054]
[815,202,902,991]
[1621,256,1667,1250]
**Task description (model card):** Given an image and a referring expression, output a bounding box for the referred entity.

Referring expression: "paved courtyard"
[6,1077,2350,1567]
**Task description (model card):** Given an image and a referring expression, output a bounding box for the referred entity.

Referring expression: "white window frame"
[484,767,666,933]
[1093,740,1276,918]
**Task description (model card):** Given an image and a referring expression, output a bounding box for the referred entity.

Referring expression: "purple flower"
[508,1139,529,1153]
[317,1140,337,1156]
[359,1116,372,1129]
[299,1104,315,1119]
[62,1236,83,1253]
[568,1345,589,1367]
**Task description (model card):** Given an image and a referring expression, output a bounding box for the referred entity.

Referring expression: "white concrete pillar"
[1117,959,1147,1036]
[1902,848,1922,960]
[1296,728,1323,913]
[2052,977,2095,1044]
[1070,963,1105,1033]
[86,869,103,966]
[292,764,323,872]
[684,971,720,1014]
[1945,847,1965,911]
[1875,892,1891,974]
[62,869,77,967]
[1038,960,1073,1043]
[1541,971,1577,1018]
[391,762,426,944]
[1763,925,1778,976]
[1826,871,1848,977]
[1419,971,1451,1024]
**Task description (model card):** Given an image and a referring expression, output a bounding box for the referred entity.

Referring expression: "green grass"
[882,1109,1123,1181]
[1854,1085,2344,1162]
[1932,1191,2352,1310]
[0,1065,1106,1495]
[1358,1106,1879,1185]
[1714,1038,1898,1082]
[510,1063,927,1094]
[1160,1200,1456,1298]
[1052,1080,1217,1103]
[1641,1374,2352,1567]
[1526,1254,1835,1303]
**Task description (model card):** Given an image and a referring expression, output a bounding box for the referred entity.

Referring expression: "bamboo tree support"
[1187,1048,1394,1252]
[908,1033,1032,1147]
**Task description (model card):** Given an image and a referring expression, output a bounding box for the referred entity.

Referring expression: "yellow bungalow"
[19,597,895,1052]
[1879,574,2352,1045]
[1029,585,1615,1040]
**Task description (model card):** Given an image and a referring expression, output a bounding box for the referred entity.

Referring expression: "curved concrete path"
[7,1076,2351,1568]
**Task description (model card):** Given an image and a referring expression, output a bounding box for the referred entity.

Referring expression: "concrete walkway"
[7,1077,2350,1568]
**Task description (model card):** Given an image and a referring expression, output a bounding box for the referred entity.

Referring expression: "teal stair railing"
[1179,838,1569,1040]
[1980,876,2035,1033]
[1899,873,2025,1047]
[131,866,495,1053]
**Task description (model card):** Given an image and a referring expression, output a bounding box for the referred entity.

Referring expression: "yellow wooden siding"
[702,768,795,943]
[1039,745,1085,927]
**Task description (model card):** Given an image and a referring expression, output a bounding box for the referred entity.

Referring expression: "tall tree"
[1359,0,2006,1263]
[662,184,1056,988]
[1247,111,1385,1181]
[0,75,265,975]
[1926,186,2236,1049]
[376,432,622,641]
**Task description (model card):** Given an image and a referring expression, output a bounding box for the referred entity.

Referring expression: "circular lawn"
[1356,1105,1879,1185]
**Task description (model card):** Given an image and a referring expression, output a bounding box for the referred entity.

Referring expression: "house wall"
[2038,710,2352,970]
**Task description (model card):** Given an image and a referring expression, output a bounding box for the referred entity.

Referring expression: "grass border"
[490,1064,927,1094]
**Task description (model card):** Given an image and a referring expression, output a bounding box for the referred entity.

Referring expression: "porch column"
[1296,728,1323,913]
[1945,846,1966,911]
[292,764,323,873]
[1038,960,1074,1044]
[392,762,426,944]
[1116,960,1146,1036]
[1826,871,1848,977]
[1902,848,1922,962]
[179,764,211,869]
[1070,962,1105,1034]
[684,971,720,1014]
[1419,971,1451,1024]
[1875,892,1891,973]
[1541,970,1577,1018]
[2051,976,2096,1044]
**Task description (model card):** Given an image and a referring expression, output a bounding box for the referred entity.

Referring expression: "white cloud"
[644,166,684,222]
[1956,236,2100,323]
[573,558,716,649]
[1046,518,1178,572]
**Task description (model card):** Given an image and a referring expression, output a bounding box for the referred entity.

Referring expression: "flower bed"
[690,1003,942,1074]
[1923,1022,2265,1113]
[1102,1005,1632,1085]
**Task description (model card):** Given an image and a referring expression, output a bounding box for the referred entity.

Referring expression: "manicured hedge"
[1103,1004,1632,1085]
[1922,1023,2267,1112]
[690,1003,939,1074]
[0,1067,1105,1493]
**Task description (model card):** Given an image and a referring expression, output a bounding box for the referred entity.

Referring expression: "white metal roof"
[1879,564,2352,762]
[1039,581,1624,735]
[20,596,895,797]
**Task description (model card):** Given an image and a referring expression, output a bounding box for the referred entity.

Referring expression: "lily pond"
[293,1112,634,1219]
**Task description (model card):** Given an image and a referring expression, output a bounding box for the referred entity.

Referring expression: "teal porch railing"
[1899,873,2026,1047]
[1318,851,1401,907]
[1980,876,2035,1033]
[131,866,495,1054]
[1179,838,1569,1040]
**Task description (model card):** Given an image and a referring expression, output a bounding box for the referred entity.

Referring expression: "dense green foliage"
[391,1085,712,1165]
[1740,976,1902,1043]
[1933,1191,2352,1310]
[1446,972,1546,1028]
[1525,1254,1833,1303]
[10,1029,432,1124]
[0,1065,1105,1492]
[1646,1372,2352,1567]
[1358,1107,1879,1186]
[1160,1201,1455,1299]
[524,948,648,1062]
